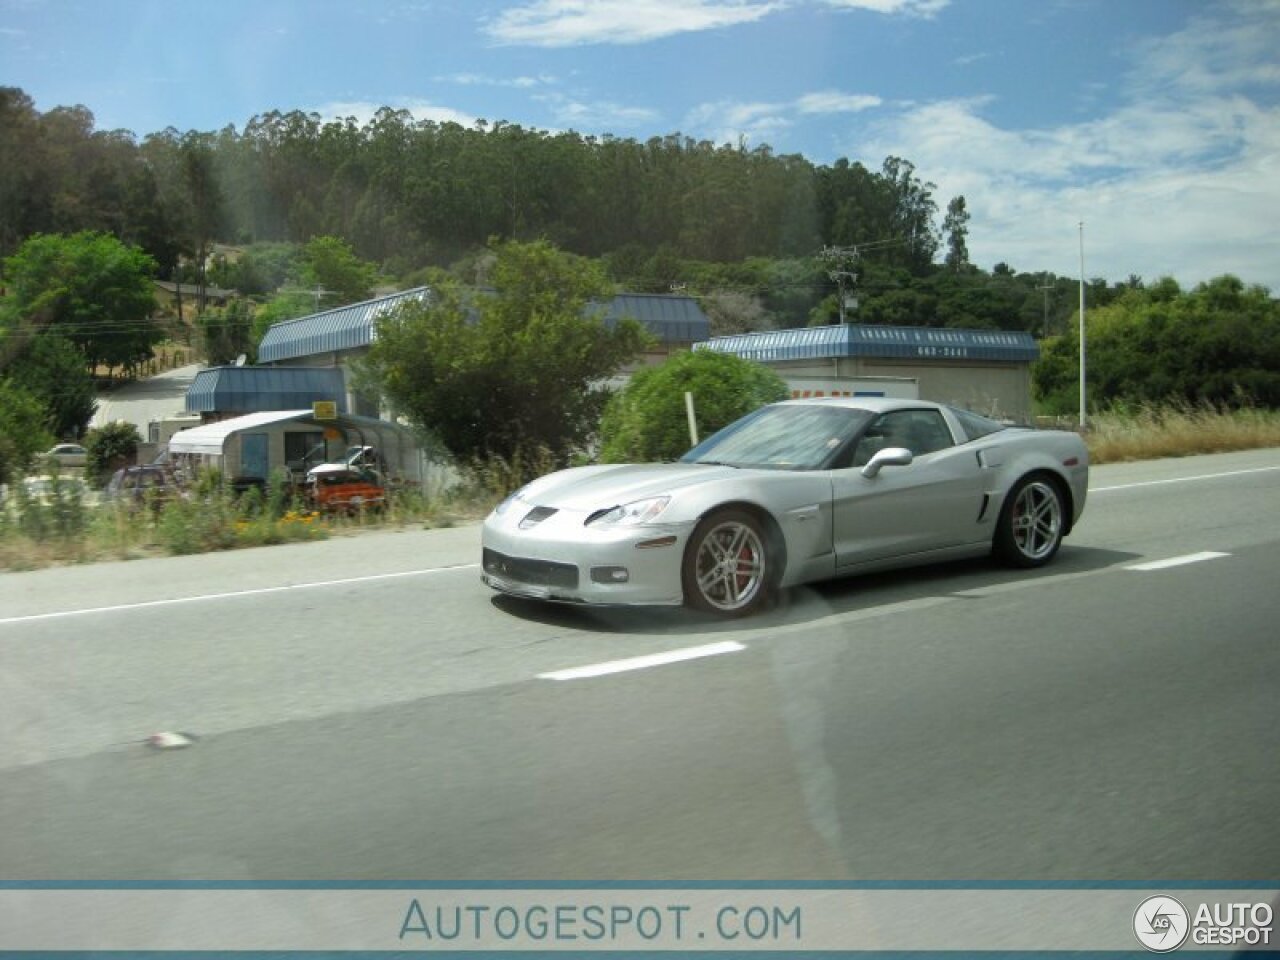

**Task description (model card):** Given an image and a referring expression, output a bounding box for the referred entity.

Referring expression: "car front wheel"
[682,509,773,616]
[994,475,1065,568]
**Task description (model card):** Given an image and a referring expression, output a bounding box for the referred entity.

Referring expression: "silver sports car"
[481,397,1089,617]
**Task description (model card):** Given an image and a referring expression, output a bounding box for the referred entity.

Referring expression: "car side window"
[851,410,954,466]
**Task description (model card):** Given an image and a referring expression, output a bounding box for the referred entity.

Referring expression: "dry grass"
[1086,404,1280,464]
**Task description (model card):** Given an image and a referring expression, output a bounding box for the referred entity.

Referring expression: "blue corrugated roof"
[696,324,1040,364]
[257,288,708,362]
[590,293,710,343]
[185,366,349,414]
[257,287,430,363]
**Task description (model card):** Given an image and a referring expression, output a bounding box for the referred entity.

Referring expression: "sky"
[4,0,1279,290]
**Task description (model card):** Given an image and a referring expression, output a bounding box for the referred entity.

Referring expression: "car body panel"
[45,444,87,468]
[306,465,386,512]
[480,398,1089,609]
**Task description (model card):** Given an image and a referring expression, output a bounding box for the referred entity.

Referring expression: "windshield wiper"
[688,459,740,468]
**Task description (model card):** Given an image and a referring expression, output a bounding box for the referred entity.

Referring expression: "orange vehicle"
[305,465,386,513]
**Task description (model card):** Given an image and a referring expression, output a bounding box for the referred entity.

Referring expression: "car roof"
[776,396,945,414]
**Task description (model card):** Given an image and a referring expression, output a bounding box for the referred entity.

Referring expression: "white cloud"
[434,72,557,89]
[855,7,1280,290]
[535,92,660,129]
[686,88,881,147]
[796,90,882,114]
[484,0,787,47]
[819,0,949,17]
[684,99,793,148]
[314,99,478,128]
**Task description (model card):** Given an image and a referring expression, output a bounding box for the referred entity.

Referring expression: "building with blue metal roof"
[185,366,349,420]
[698,324,1041,422]
[257,287,431,365]
[254,286,712,416]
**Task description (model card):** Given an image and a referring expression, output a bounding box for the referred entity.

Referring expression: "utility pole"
[819,246,860,324]
[1036,281,1054,338]
[1078,222,1087,431]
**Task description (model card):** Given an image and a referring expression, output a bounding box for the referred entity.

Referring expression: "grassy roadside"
[2,405,1278,572]
[1085,404,1280,464]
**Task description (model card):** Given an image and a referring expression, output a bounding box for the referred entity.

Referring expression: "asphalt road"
[1,448,1278,881]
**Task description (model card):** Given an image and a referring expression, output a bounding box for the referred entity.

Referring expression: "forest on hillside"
[2,85,1123,334]
[2,84,1277,441]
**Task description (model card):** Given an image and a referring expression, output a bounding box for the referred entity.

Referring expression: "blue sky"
[4,0,1278,289]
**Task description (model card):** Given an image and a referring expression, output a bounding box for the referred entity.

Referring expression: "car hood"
[522,462,743,512]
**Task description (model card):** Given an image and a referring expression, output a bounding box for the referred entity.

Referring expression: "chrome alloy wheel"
[692,517,767,612]
[1010,479,1063,562]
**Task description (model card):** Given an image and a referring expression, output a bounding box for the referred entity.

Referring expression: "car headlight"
[492,486,530,517]
[585,495,671,527]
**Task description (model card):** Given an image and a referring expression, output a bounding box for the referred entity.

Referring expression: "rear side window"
[949,407,1008,442]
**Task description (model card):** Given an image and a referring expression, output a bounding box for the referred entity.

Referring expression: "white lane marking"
[538,640,745,680]
[1092,465,1280,493]
[1125,551,1230,572]
[0,564,481,625]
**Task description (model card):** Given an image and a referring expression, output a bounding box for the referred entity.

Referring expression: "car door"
[831,409,988,568]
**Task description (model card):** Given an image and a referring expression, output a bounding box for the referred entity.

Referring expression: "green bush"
[599,351,790,463]
[84,421,142,486]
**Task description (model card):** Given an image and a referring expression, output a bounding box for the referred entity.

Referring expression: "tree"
[196,299,255,366]
[7,334,97,438]
[300,235,378,305]
[598,350,789,463]
[943,195,970,272]
[699,289,774,336]
[0,379,54,482]
[179,132,226,310]
[0,231,160,376]
[83,420,141,485]
[362,240,651,470]
[1032,274,1280,414]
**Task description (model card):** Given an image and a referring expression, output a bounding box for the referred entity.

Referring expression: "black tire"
[682,509,774,616]
[993,474,1065,568]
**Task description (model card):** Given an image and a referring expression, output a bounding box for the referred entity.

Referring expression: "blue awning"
[696,324,1040,364]
[185,366,349,414]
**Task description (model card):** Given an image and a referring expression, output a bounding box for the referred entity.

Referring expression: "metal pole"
[1078,222,1087,431]
[684,391,699,447]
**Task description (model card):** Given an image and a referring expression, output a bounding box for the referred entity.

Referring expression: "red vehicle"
[305,465,386,513]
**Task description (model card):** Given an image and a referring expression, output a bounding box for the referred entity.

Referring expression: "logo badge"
[1134,895,1190,952]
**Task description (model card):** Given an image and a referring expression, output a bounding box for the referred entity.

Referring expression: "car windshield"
[681,404,874,470]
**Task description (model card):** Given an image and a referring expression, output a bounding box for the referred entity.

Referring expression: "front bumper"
[480,507,694,606]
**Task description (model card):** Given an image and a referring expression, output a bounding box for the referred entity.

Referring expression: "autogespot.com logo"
[1134,895,1191,952]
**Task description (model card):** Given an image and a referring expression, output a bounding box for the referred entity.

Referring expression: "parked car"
[20,475,100,506]
[305,464,386,513]
[44,443,88,468]
[103,465,185,508]
[482,397,1090,617]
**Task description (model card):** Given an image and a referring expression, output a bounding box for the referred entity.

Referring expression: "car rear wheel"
[994,475,1065,568]
[682,509,773,616]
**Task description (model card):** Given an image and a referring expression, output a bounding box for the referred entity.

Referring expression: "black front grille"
[483,548,580,590]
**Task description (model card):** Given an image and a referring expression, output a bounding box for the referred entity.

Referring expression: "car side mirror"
[861,446,914,479]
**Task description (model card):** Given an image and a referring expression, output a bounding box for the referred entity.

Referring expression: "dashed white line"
[0,564,481,625]
[1092,465,1280,493]
[538,640,746,680]
[1125,551,1231,572]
